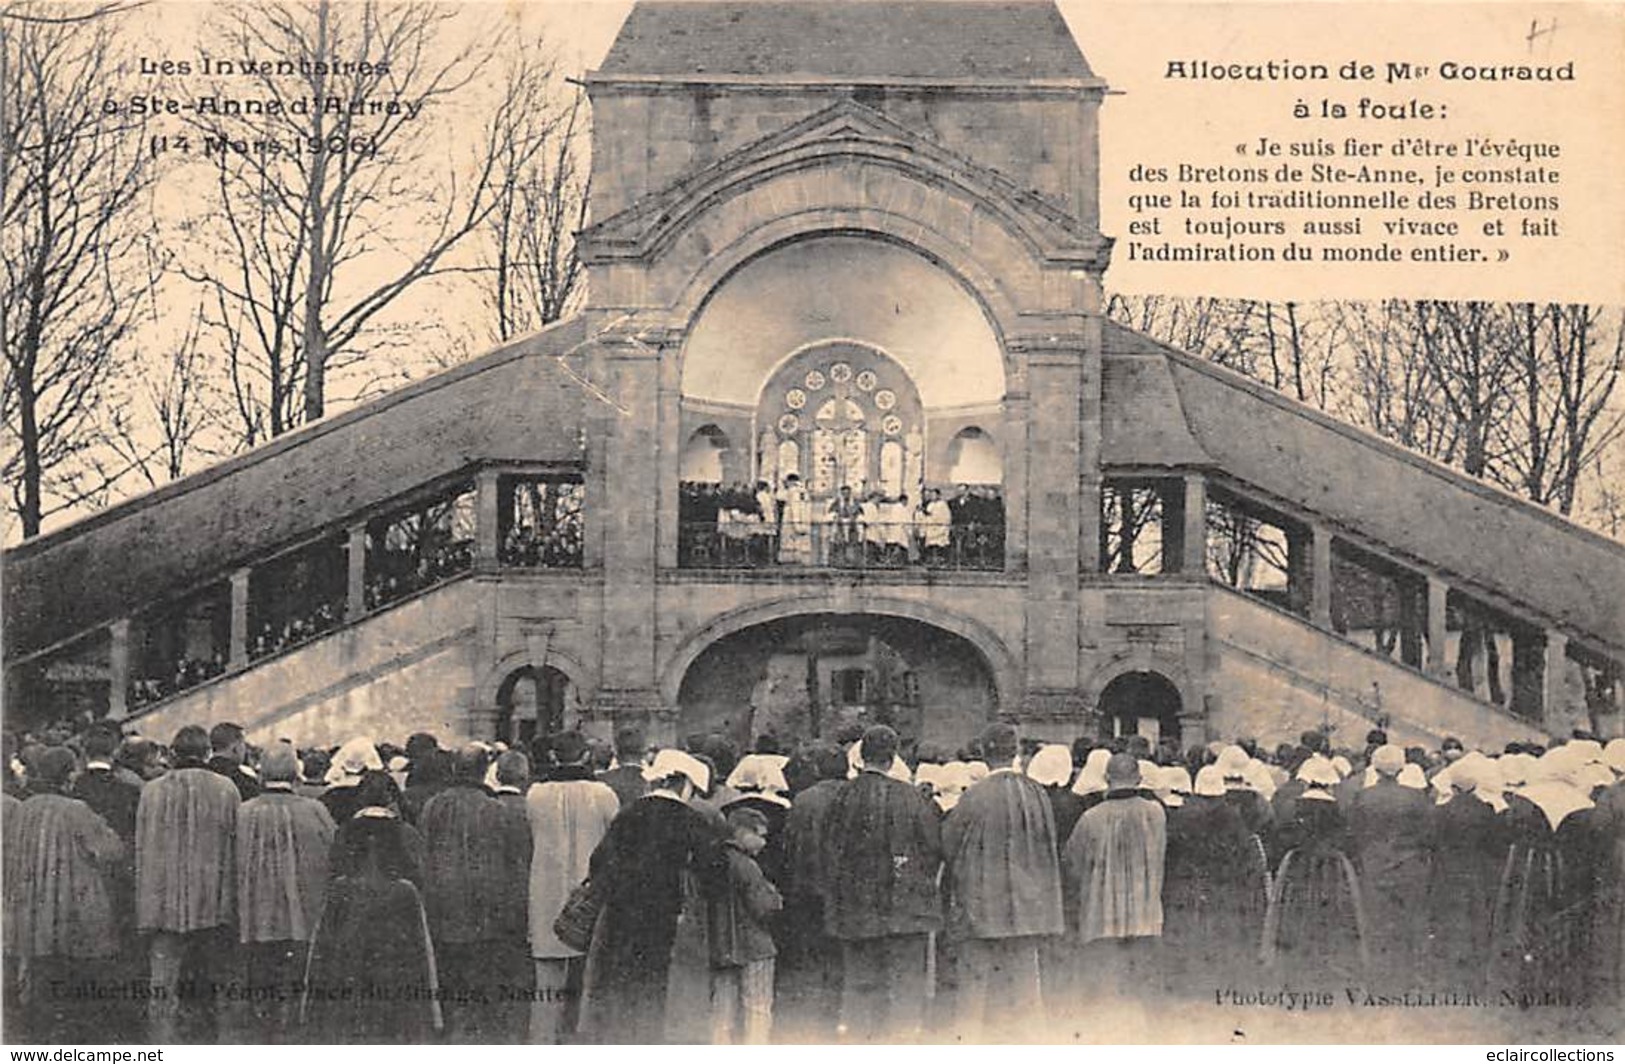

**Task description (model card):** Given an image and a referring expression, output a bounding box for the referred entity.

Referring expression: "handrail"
[676,519,1005,571]
[116,568,482,726]
[1206,580,1546,732]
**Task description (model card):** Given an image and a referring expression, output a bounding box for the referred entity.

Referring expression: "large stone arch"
[659,592,1022,712]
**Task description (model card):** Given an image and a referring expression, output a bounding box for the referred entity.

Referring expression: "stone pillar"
[229,567,252,668]
[1309,523,1333,629]
[1077,315,1104,577]
[1182,474,1207,576]
[346,522,369,622]
[1426,576,1449,677]
[476,467,502,568]
[108,619,131,720]
[1543,630,1569,732]
[599,334,662,693]
[656,338,683,570]
[1021,340,1084,693]
[1001,390,1030,572]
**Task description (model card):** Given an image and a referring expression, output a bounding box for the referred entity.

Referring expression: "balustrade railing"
[678,519,1004,571]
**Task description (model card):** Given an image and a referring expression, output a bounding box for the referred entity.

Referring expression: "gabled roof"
[580,98,1108,268]
[595,1,1095,83]
[4,319,594,660]
[1099,336,1213,468]
[1103,322,1625,653]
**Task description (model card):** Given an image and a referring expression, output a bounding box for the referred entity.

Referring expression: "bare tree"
[101,304,222,487]
[1494,304,1624,515]
[480,52,589,344]
[178,0,555,445]
[2,2,157,537]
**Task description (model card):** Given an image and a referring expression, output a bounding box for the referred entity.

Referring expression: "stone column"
[346,522,369,622]
[228,567,252,668]
[1181,474,1207,576]
[1426,576,1450,677]
[1001,390,1030,572]
[1021,340,1083,693]
[655,337,683,570]
[1077,315,1104,577]
[1543,630,1570,731]
[1309,523,1333,629]
[476,467,502,568]
[598,334,662,694]
[108,619,131,719]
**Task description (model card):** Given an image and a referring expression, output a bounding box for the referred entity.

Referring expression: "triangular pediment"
[580,99,1109,267]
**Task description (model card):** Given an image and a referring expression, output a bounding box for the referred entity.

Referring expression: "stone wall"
[131,577,486,749]
[590,88,1098,227]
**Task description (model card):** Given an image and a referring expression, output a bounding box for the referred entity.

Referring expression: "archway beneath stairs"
[675,613,999,756]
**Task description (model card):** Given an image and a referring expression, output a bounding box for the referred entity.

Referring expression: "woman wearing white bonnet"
[1489,745,1598,1000]
[1070,747,1112,803]
[1605,737,1625,775]
[1396,763,1427,790]
[1161,757,1267,997]
[1425,752,1508,986]
[1192,764,1227,799]
[933,761,973,813]
[321,737,390,824]
[1262,753,1366,984]
[1025,744,1073,789]
[1024,744,1088,856]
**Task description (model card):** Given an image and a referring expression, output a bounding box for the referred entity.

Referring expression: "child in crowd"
[710,806,783,1044]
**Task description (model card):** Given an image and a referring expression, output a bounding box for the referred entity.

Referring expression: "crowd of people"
[678,480,1005,569]
[3,715,1622,1045]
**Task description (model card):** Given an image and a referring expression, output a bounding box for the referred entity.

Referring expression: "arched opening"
[677,614,997,755]
[680,425,730,484]
[946,427,1001,486]
[495,665,573,748]
[1097,670,1183,747]
[681,235,1006,409]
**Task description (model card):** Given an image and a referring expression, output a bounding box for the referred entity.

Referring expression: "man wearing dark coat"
[579,749,723,1044]
[208,721,261,801]
[598,723,650,808]
[1347,744,1433,986]
[941,723,1063,1042]
[1422,758,1507,987]
[68,724,143,1040]
[776,741,849,1041]
[419,743,534,1042]
[3,747,125,1043]
[821,725,942,1043]
[72,725,141,841]
[304,772,439,1043]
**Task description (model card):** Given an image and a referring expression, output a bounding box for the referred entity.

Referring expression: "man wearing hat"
[820,725,943,1043]
[579,748,723,1043]
[941,723,1063,1041]
[1062,752,1166,1012]
[1347,743,1433,987]
[419,743,534,1042]
[4,746,125,1042]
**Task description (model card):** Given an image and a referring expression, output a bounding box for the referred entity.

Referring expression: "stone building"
[5,1,1622,755]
